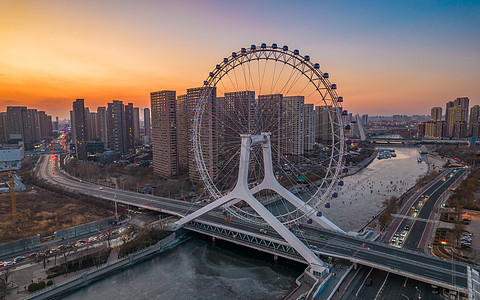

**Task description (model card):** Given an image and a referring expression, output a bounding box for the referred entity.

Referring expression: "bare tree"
[452,223,466,247]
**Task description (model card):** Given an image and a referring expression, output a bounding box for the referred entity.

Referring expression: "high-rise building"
[446,97,469,138]
[304,103,315,152]
[85,108,99,141]
[97,107,108,144]
[469,105,480,137]
[224,91,256,135]
[144,107,151,143]
[425,121,436,138]
[176,94,189,173]
[24,109,41,145]
[107,100,126,154]
[124,103,135,151]
[431,107,442,122]
[258,94,283,162]
[133,107,140,143]
[38,111,48,139]
[435,121,448,138]
[6,106,27,141]
[417,122,426,138]
[151,91,178,178]
[315,105,333,143]
[283,96,304,159]
[0,112,7,144]
[361,114,369,125]
[72,99,88,160]
[186,87,217,182]
[52,117,59,131]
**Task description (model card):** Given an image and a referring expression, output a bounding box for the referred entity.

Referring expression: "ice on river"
[322,147,428,232]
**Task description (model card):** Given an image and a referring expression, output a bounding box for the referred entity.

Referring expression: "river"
[62,145,426,299]
[62,236,303,300]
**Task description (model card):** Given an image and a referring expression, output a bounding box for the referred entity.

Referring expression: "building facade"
[431,107,442,122]
[304,103,315,152]
[107,100,126,154]
[151,91,178,178]
[283,96,304,159]
[72,99,88,160]
[144,107,151,144]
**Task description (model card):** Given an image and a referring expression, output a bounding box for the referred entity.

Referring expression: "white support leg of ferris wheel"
[223,134,345,233]
[249,135,345,234]
[175,133,328,276]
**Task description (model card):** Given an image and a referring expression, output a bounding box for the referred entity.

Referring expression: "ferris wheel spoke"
[195,45,344,226]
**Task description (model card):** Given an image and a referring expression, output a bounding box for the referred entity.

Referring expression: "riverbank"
[21,231,184,300]
[342,149,378,178]
[324,146,428,232]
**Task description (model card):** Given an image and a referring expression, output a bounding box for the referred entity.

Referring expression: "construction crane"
[0,165,32,222]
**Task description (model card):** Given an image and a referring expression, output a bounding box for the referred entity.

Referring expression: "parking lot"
[462,210,480,250]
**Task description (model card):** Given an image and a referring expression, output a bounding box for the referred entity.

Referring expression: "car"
[260,229,267,234]
[391,237,397,242]
[98,187,103,190]
[14,256,25,262]
[365,279,372,286]
[404,226,410,231]
[5,261,15,266]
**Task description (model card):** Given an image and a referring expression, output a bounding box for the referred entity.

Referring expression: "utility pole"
[114,193,118,224]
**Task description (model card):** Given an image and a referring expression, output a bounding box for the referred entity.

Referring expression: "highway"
[37,154,475,292]
[402,168,465,251]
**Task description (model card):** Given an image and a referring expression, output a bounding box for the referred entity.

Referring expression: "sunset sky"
[0,0,479,119]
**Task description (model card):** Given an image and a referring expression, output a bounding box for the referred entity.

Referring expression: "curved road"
[37,155,476,292]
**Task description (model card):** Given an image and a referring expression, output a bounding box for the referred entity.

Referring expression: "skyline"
[0,0,479,118]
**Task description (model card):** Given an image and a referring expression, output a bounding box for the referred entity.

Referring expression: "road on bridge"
[37,154,475,293]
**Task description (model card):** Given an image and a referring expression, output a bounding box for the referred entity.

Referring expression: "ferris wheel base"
[176,133,347,275]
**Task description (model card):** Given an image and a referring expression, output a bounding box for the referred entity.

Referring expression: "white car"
[98,187,103,190]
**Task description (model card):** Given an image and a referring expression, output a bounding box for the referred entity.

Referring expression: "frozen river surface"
[62,237,300,300]
[62,146,427,299]
[322,146,428,232]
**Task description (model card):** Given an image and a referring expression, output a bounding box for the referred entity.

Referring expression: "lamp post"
[401,294,409,300]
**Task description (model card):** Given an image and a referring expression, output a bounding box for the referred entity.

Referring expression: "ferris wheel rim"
[193,44,346,226]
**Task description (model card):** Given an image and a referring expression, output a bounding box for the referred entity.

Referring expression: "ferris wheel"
[192,43,347,227]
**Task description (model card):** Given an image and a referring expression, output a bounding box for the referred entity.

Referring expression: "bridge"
[35,154,476,294]
[359,136,478,145]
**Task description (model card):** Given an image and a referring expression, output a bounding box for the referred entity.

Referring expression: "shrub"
[28,281,46,292]
[47,280,53,286]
